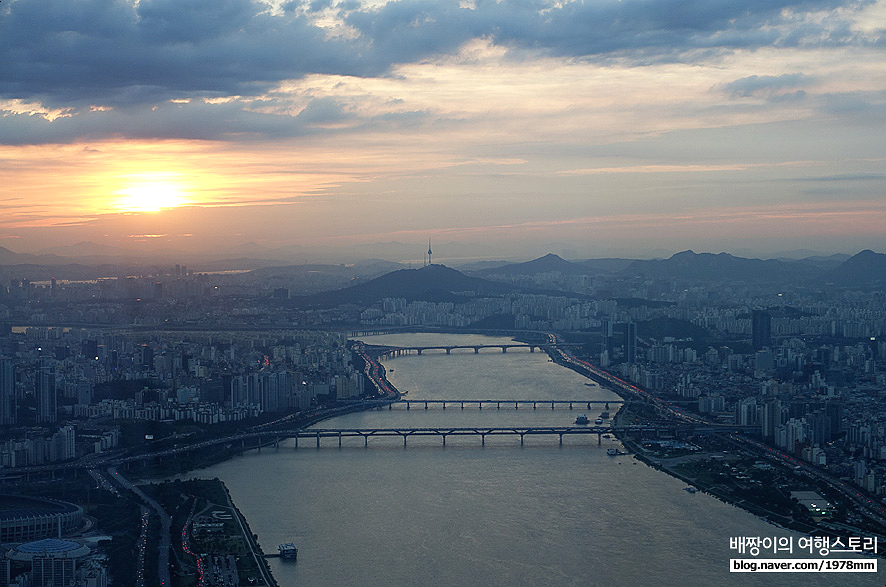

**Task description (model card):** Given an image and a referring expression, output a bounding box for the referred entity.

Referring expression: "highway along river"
[190,333,882,586]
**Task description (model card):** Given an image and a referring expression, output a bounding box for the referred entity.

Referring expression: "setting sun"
[115,175,189,213]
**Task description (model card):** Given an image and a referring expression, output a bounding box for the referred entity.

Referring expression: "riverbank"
[224,481,280,587]
[193,334,885,587]
[542,344,886,543]
[613,415,819,535]
[143,477,279,587]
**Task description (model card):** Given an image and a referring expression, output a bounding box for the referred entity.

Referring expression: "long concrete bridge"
[378,344,541,356]
[355,399,624,410]
[284,424,761,448]
[2,418,761,479]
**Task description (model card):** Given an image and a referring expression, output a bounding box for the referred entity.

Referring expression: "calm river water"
[189,333,882,586]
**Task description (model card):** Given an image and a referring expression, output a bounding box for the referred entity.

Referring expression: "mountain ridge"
[294,264,517,307]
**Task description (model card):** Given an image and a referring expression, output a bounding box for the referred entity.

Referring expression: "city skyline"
[1,0,885,259]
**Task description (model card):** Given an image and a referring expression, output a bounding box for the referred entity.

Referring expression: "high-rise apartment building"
[0,357,15,426]
[35,359,57,425]
[624,322,637,364]
[752,310,772,350]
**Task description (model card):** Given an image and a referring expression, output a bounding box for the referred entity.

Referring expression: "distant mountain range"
[471,250,885,287]
[0,242,883,289]
[289,249,886,308]
[0,246,70,266]
[621,250,820,283]
[474,254,637,277]
[475,253,592,276]
[822,249,886,287]
[294,264,518,307]
[625,250,878,285]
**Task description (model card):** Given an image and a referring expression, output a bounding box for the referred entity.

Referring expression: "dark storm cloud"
[347,0,874,64]
[0,97,358,144]
[0,0,363,107]
[1,0,875,108]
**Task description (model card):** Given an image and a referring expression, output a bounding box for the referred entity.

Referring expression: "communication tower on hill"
[427,238,433,266]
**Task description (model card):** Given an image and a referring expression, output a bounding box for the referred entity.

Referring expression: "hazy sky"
[1,0,885,260]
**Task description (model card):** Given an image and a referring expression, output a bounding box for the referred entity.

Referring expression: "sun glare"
[115,176,189,213]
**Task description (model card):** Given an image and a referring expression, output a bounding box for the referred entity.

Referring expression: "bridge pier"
[295,436,298,448]
[473,347,479,354]
[339,433,342,447]
[316,433,320,448]
[403,435,407,447]
[481,434,485,446]
[445,348,451,355]
[558,433,563,446]
[364,436,368,447]
[461,402,464,409]
[597,433,602,446]
[496,402,500,409]
[424,402,428,410]
[501,347,507,353]
[442,435,446,446]
[530,346,535,353]
[520,434,524,446]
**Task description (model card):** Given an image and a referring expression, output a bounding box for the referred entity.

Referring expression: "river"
[188,333,882,586]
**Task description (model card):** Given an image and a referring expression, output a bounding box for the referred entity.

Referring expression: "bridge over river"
[282,424,761,448]
[353,399,625,410]
[374,343,544,356]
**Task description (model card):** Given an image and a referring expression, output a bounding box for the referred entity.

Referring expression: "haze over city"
[1,0,885,261]
[6,3,886,586]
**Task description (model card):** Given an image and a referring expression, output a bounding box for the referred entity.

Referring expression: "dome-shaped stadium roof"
[7,538,90,561]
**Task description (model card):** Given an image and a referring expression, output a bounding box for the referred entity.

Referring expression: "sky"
[1,0,885,262]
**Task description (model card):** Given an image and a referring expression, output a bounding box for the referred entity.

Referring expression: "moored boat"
[278,543,298,560]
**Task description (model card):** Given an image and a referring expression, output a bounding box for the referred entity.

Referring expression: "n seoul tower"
[427,238,433,266]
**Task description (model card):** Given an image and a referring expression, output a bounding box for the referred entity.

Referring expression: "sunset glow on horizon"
[1,0,885,260]
[113,174,190,213]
